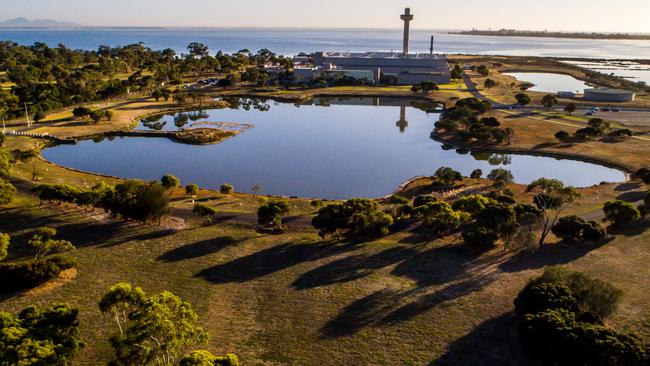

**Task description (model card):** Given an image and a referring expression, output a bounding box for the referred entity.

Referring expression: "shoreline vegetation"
[451,29,650,41]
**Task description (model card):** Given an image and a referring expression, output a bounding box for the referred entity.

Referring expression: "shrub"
[552,215,606,244]
[160,174,180,190]
[462,226,498,249]
[101,180,169,223]
[193,204,217,224]
[470,169,483,181]
[0,303,84,365]
[72,107,92,118]
[185,184,199,196]
[480,117,500,127]
[0,179,16,205]
[520,267,623,321]
[389,195,410,205]
[412,201,461,234]
[603,200,641,228]
[0,255,75,292]
[34,183,82,204]
[514,281,578,317]
[220,184,234,195]
[515,93,531,106]
[634,168,650,184]
[257,200,291,229]
[519,309,648,366]
[312,198,393,238]
[413,195,437,208]
[434,167,463,187]
[451,194,491,217]
[555,130,570,141]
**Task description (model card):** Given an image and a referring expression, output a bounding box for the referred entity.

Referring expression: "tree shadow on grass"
[320,245,504,338]
[499,238,613,273]
[616,190,647,203]
[291,246,418,290]
[428,313,525,366]
[158,236,241,262]
[195,239,361,284]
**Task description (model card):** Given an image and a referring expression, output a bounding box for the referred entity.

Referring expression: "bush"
[514,281,578,317]
[434,167,463,187]
[552,216,606,244]
[160,174,180,190]
[220,184,234,195]
[0,255,75,292]
[514,268,642,366]
[412,201,461,234]
[185,184,199,196]
[257,200,291,229]
[519,266,623,321]
[634,168,650,184]
[462,226,498,249]
[101,180,169,223]
[603,200,641,228]
[389,195,409,205]
[312,198,393,238]
[519,309,648,366]
[0,179,17,205]
[451,194,491,217]
[555,130,570,141]
[413,195,437,208]
[193,204,217,224]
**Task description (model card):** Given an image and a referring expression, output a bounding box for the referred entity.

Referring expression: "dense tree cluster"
[0,228,76,293]
[410,81,439,93]
[312,198,393,238]
[0,134,16,205]
[434,98,513,144]
[514,267,648,366]
[0,41,292,119]
[35,180,170,223]
[0,303,84,365]
[1,283,238,365]
[603,200,641,228]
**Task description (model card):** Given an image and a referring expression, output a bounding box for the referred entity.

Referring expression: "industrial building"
[584,88,636,102]
[293,8,451,85]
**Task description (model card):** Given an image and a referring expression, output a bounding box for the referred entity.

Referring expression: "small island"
[451,29,650,40]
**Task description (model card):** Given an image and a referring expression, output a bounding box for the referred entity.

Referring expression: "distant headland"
[450,29,650,41]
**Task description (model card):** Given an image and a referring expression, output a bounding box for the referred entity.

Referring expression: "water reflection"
[396,106,408,133]
[43,97,625,199]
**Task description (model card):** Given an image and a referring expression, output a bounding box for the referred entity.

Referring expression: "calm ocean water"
[1,28,650,59]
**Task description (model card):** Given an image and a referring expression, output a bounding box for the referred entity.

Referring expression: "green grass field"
[1,183,648,365]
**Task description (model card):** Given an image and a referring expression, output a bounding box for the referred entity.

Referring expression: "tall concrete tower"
[400,8,414,57]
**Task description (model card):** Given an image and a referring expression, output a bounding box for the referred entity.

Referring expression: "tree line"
[0,41,292,120]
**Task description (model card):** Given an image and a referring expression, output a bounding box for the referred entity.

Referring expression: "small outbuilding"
[584,88,636,102]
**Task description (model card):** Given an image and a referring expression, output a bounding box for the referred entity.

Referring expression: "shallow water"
[42,98,625,199]
[504,72,591,93]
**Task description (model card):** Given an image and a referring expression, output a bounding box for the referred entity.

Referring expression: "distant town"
[452,29,650,40]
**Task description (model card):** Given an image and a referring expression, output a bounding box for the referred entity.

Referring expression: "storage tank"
[584,88,636,102]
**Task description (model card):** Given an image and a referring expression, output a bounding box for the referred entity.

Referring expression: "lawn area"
[0,186,648,365]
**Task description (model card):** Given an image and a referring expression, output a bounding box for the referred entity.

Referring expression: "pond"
[504,72,591,93]
[42,98,625,199]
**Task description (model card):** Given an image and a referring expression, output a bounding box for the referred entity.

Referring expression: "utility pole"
[2,117,5,133]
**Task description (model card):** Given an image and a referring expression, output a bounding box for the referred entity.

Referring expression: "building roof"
[584,88,635,95]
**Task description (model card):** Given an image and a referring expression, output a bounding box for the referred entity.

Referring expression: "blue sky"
[4,0,650,32]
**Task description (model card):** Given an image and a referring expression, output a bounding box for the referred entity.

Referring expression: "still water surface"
[42,98,625,199]
[504,73,592,93]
